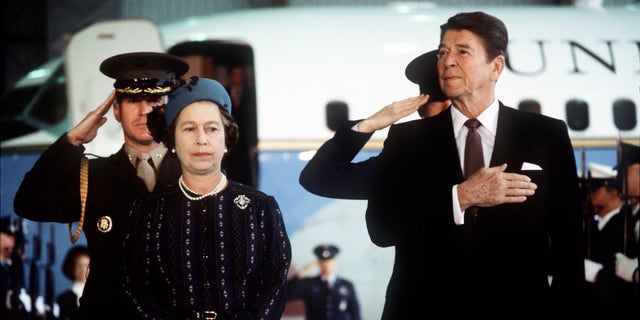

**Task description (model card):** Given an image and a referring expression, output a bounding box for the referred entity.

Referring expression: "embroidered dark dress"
[123,180,291,319]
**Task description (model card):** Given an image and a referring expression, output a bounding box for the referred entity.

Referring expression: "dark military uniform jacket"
[287,275,361,320]
[13,134,181,319]
[56,288,80,320]
[586,209,639,318]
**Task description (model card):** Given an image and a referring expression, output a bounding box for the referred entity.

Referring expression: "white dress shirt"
[451,100,499,225]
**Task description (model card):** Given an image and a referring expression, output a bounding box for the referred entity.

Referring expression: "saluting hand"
[66,91,116,146]
[457,163,537,211]
[294,260,319,279]
[357,94,430,133]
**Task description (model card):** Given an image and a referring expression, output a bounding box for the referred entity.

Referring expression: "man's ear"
[491,55,505,81]
[113,101,122,122]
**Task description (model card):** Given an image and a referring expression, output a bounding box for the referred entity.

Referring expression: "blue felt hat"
[164,77,232,125]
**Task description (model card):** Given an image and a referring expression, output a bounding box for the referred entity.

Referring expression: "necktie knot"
[464,118,482,130]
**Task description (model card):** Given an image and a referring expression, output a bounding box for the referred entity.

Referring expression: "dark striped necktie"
[464,119,484,178]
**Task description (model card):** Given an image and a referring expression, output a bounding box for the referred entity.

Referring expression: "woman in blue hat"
[122,76,292,320]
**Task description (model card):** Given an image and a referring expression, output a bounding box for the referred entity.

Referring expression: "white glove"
[614,252,638,283]
[584,258,603,283]
[5,288,32,312]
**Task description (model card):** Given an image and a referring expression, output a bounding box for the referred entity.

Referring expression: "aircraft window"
[0,61,67,142]
[612,98,636,131]
[518,99,541,114]
[1,86,40,116]
[565,99,589,131]
[1,86,43,141]
[27,76,67,125]
[325,100,349,132]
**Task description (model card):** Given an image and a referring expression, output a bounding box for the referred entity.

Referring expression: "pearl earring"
[171,148,176,154]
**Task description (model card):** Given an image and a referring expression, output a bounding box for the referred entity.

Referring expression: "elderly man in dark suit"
[366,11,585,319]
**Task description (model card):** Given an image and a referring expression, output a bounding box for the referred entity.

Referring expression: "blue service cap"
[164,77,232,125]
[313,244,340,260]
[405,49,447,102]
[0,216,16,235]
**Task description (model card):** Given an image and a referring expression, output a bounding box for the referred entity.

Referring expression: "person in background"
[13,52,189,319]
[287,244,361,320]
[613,142,640,288]
[122,77,291,319]
[0,217,16,281]
[1,216,17,317]
[57,245,90,320]
[223,64,259,188]
[0,216,30,319]
[405,49,452,119]
[365,11,584,319]
[583,164,637,319]
[299,49,450,199]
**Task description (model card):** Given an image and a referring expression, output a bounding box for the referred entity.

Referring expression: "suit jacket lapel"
[491,104,511,167]
[490,103,530,172]
[433,108,465,181]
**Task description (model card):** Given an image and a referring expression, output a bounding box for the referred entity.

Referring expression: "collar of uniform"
[596,208,621,231]
[124,144,168,168]
[321,274,337,284]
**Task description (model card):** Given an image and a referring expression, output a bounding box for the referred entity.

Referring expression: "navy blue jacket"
[287,275,360,320]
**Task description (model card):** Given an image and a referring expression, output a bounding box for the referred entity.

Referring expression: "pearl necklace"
[178,173,227,201]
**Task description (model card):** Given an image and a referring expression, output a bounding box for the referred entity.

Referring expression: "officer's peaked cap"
[100,52,189,97]
[405,49,447,102]
[313,244,340,260]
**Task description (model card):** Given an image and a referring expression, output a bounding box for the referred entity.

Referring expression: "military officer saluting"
[287,244,361,320]
[14,51,189,319]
